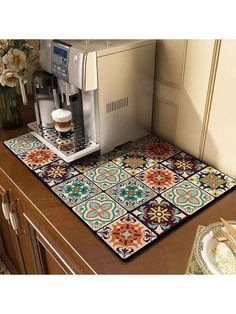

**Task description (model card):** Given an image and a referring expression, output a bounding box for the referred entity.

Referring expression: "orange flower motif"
[146,168,172,187]
[25,149,54,165]
[110,221,143,248]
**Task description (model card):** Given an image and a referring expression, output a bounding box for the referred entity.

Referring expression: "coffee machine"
[28,40,156,162]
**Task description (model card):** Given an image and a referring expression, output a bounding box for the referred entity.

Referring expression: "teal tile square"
[162,181,214,215]
[84,161,131,190]
[52,175,101,207]
[106,177,157,211]
[72,193,127,231]
[4,133,43,155]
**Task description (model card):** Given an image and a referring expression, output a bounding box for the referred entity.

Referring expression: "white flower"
[0,58,4,75]
[0,39,9,50]
[0,69,19,87]
[2,48,27,72]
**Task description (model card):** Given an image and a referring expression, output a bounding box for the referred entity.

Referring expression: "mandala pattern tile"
[162,181,214,215]
[18,146,59,170]
[130,134,160,148]
[73,153,108,173]
[133,196,187,235]
[52,175,101,207]
[162,152,207,178]
[112,150,157,176]
[136,164,183,194]
[138,138,180,162]
[84,161,130,190]
[188,166,236,197]
[72,193,127,231]
[106,177,157,211]
[4,133,43,155]
[104,143,133,160]
[97,213,157,259]
[34,159,79,187]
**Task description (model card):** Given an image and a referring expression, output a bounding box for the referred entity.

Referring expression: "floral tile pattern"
[52,175,101,207]
[97,213,157,259]
[34,159,79,187]
[6,131,236,260]
[106,177,157,211]
[84,161,130,190]
[137,138,180,162]
[72,193,127,231]
[162,181,214,215]
[136,164,183,194]
[4,133,43,155]
[18,146,59,170]
[112,150,157,176]
[133,196,187,235]
[104,143,133,160]
[162,152,207,178]
[73,153,108,173]
[188,166,236,197]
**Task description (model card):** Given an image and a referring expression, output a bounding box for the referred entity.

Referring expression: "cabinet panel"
[156,40,186,89]
[154,40,215,158]
[203,40,236,178]
[152,98,179,144]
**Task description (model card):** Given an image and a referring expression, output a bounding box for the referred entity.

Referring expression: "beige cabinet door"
[203,40,236,178]
[153,40,215,158]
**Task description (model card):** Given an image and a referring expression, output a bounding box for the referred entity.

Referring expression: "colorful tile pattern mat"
[4,133,236,261]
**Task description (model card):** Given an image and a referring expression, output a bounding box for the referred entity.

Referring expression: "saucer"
[194,221,236,274]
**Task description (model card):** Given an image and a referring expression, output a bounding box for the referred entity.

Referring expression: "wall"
[153,39,236,178]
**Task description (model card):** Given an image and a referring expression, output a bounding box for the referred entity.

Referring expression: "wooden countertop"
[0,103,235,274]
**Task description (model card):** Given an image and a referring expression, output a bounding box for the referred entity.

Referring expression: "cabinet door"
[25,215,72,274]
[0,188,25,274]
[0,168,38,274]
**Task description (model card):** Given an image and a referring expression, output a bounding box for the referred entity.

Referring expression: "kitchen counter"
[0,103,236,274]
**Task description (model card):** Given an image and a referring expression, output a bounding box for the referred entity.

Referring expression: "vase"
[0,86,22,129]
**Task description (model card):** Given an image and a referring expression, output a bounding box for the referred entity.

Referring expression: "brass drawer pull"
[9,199,25,236]
[1,189,11,224]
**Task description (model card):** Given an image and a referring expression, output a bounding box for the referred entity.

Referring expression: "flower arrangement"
[0,39,36,88]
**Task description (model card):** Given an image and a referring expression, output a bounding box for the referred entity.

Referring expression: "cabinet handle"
[9,199,25,236]
[1,189,11,224]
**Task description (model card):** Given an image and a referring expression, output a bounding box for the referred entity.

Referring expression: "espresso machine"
[28,40,156,162]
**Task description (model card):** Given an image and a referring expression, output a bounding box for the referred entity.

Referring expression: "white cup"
[51,109,72,136]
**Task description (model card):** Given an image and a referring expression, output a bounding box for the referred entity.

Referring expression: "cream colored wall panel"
[153,40,215,158]
[154,80,181,105]
[156,40,187,89]
[203,40,236,178]
[152,98,179,144]
[175,40,215,156]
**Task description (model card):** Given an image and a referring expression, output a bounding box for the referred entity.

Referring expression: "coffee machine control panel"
[51,42,71,82]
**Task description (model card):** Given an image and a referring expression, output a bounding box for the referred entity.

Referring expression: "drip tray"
[27,122,100,163]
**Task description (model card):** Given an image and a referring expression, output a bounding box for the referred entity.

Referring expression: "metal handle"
[2,202,10,221]
[9,199,25,236]
[1,189,11,224]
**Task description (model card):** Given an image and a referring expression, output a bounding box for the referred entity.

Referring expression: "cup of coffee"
[51,109,72,138]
